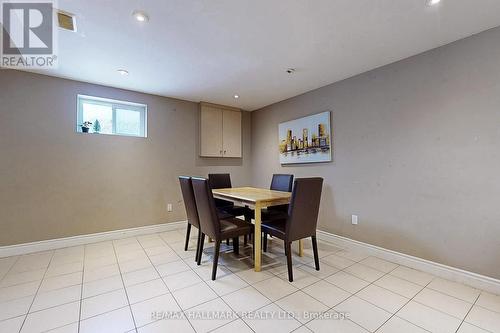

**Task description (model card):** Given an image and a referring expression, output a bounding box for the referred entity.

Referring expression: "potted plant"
[93,119,101,133]
[81,121,92,133]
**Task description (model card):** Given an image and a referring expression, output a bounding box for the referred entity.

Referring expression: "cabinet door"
[222,109,242,157]
[200,106,223,157]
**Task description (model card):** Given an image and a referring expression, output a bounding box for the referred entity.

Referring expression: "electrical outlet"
[351,215,358,225]
[167,204,173,212]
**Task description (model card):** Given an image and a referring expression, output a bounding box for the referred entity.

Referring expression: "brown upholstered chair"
[270,174,294,195]
[179,176,203,261]
[261,177,323,282]
[244,174,293,246]
[180,176,234,260]
[191,177,254,280]
[208,173,252,245]
[264,173,294,217]
[208,173,250,219]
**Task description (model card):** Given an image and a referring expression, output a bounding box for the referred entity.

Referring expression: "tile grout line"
[3,231,275,328]
[425,284,482,303]
[180,236,258,332]
[0,255,21,285]
[232,242,350,330]
[1,244,275,326]
[77,245,87,333]
[474,302,500,316]
[0,238,402,326]
[256,244,383,330]
[1,228,497,333]
[185,235,311,330]
[0,243,400,329]
[134,233,198,333]
[376,266,484,323]
[283,250,430,331]
[454,292,481,333]
[296,257,397,331]
[410,294,476,321]
[332,263,407,329]
[196,239,259,333]
[115,230,500,333]
[373,276,434,333]
[205,318,250,333]
[0,258,89,292]
[0,231,282,304]
[17,250,56,333]
[111,239,140,332]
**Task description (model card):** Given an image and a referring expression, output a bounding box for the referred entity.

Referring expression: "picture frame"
[278,111,332,164]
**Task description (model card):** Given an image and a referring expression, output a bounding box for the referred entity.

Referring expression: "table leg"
[254,202,262,272]
[298,239,304,257]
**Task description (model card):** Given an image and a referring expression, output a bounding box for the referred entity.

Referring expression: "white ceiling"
[26,0,500,110]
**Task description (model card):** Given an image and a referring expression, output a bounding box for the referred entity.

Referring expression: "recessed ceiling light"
[234,94,239,99]
[117,69,129,76]
[428,0,441,6]
[132,10,149,22]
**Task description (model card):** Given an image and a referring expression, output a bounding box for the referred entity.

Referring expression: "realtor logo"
[1,0,57,68]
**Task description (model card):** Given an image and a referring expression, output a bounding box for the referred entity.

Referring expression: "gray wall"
[0,70,251,245]
[251,27,500,279]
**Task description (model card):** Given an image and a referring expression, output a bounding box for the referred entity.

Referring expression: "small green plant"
[93,119,101,133]
[81,121,92,133]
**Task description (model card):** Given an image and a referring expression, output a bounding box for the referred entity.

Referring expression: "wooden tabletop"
[212,186,291,207]
[211,186,299,271]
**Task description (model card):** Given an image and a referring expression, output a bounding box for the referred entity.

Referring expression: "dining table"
[212,186,304,272]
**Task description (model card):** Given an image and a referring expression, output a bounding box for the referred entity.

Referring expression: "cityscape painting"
[278,111,332,164]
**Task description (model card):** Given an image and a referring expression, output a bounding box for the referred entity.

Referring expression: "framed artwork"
[278,111,332,164]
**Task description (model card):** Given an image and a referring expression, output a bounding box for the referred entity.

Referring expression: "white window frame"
[77,94,148,138]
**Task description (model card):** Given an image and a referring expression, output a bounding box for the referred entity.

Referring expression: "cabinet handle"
[224,150,226,154]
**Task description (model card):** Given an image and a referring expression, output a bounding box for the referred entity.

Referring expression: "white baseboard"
[0,221,187,258]
[317,230,500,295]
[3,223,498,294]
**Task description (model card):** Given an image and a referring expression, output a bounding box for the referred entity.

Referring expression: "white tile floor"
[0,225,499,333]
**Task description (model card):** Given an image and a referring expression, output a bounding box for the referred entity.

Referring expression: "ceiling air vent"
[57,11,77,32]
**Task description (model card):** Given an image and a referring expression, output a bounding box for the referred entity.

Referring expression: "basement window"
[77,95,147,137]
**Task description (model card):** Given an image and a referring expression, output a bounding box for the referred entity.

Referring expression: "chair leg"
[212,240,221,280]
[285,242,293,282]
[243,235,247,246]
[312,236,320,271]
[233,237,239,255]
[197,233,205,266]
[195,229,202,262]
[184,224,191,251]
[263,232,268,252]
[226,239,230,246]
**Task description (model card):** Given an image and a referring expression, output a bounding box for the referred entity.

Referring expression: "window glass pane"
[116,108,141,136]
[82,102,113,134]
[77,95,147,137]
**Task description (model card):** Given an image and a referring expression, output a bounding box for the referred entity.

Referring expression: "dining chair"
[270,174,294,192]
[244,174,293,248]
[191,177,254,280]
[266,173,294,215]
[261,177,323,282]
[264,174,294,247]
[208,173,252,245]
[247,174,294,222]
[208,173,249,217]
[179,176,203,262]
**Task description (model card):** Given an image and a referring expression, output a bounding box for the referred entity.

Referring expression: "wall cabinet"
[200,102,242,158]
